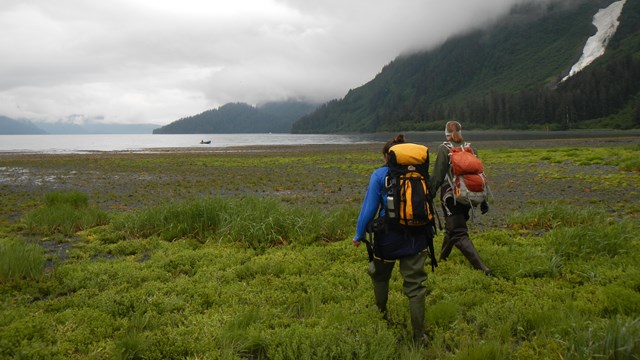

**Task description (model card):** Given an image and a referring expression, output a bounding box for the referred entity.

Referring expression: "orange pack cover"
[450,147,483,175]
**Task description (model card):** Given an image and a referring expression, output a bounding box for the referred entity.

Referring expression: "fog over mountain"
[0,0,552,127]
[291,0,640,133]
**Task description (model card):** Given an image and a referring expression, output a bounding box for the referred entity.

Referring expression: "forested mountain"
[0,116,46,135]
[292,0,640,133]
[153,101,317,134]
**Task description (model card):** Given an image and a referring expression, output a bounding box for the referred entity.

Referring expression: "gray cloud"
[0,0,540,125]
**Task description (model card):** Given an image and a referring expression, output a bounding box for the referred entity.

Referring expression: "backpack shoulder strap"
[462,142,476,155]
[443,141,470,152]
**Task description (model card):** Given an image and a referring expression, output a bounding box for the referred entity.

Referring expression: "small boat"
[200,140,211,144]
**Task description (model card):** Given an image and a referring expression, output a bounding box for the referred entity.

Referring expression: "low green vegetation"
[507,202,610,230]
[108,196,354,248]
[482,144,640,169]
[0,237,45,281]
[0,141,638,359]
[22,191,109,236]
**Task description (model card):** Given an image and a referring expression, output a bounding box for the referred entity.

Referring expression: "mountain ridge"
[292,0,640,133]
[152,101,317,134]
[0,116,161,135]
[0,116,47,135]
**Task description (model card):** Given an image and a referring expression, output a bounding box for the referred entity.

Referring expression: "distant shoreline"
[0,131,638,155]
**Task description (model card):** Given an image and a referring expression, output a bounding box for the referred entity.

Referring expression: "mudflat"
[1,136,639,230]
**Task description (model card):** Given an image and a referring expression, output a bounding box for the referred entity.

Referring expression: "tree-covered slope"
[293,0,640,133]
[153,101,317,134]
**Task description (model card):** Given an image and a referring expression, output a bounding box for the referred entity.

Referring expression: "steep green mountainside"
[0,116,46,135]
[293,0,640,133]
[153,101,317,134]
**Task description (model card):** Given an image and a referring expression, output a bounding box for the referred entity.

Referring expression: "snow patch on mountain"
[562,0,627,82]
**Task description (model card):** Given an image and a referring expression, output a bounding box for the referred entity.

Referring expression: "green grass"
[0,237,45,282]
[507,202,611,230]
[619,157,640,171]
[548,219,638,260]
[43,191,89,208]
[22,191,109,236]
[481,144,640,169]
[1,143,639,359]
[109,196,356,248]
[562,316,640,359]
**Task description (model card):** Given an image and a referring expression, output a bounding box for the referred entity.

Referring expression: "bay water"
[0,130,636,154]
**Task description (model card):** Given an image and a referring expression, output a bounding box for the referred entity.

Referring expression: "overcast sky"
[1,0,535,126]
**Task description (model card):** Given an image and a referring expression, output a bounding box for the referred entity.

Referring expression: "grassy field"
[1,138,639,359]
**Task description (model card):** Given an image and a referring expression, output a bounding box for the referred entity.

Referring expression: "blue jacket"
[354,166,388,241]
[354,166,430,260]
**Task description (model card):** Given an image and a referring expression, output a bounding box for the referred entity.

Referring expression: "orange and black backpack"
[384,143,438,269]
[385,143,435,228]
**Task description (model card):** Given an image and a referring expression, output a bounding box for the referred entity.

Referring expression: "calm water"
[0,134,371,153]
[0,130,637,153]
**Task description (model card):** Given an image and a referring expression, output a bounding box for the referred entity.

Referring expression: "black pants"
[440,198,490,273]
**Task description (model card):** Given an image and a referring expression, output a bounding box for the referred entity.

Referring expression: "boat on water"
[200,140,211,144]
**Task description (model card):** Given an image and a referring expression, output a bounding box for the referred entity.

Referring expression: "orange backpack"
[444,142,489,207]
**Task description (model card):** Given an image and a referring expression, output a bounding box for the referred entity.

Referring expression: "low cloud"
[0,0,545,125]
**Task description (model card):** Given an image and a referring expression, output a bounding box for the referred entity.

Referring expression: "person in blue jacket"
[353,133,432,346]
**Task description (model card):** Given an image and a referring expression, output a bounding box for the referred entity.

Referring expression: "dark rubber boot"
[441,213,466,260]
[409,298,426,345]
[373,281,389,315]
[439,231,455,261]
[456,237,490,273]
[369,261,392,317]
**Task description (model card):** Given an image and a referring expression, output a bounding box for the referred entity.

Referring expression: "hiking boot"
[484,269,496,277]
[413,332,430,348]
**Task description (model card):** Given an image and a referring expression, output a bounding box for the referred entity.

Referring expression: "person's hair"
[445,121,464,143]
[382,133,405,155]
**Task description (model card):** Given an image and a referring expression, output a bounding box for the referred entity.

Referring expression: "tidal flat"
[1,137,639,359]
